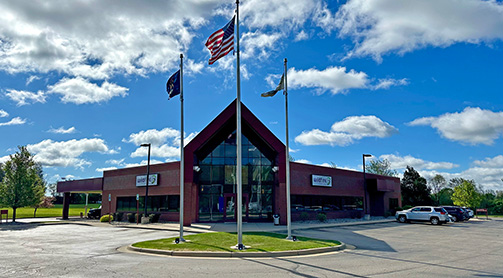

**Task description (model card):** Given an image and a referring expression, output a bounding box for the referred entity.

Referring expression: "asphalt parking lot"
[0,219,502,277]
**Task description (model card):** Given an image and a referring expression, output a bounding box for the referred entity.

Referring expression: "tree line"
[367,159,503,214]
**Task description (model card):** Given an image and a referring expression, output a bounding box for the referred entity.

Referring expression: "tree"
[436,187,454,205]
[449,177,474,188]
[365,158,398,177]
[0,163,5,181]
[0,146,45,222]
[33,196,55,217]
[429,174,447,205]
[401,166,432,206]
[452,180,482,208]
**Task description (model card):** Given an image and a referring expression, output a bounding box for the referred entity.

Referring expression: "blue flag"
[166,70,181,99]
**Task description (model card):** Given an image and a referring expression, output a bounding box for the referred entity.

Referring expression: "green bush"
[127,213,136,223]
[402,205,413,210]
[149,213,161,223]
[300,212,309,221]
[317,212,327,222]
[100,214,113,222]
[394,207,403,211]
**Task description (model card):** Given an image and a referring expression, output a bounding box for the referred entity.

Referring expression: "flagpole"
[179,53,185,242]
[235,0,244,250]
[284,58,292,240]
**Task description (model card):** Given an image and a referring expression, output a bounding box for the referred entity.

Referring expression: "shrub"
[127,213,136,223]
[394,207,403,211]
[402,205,413,210]
[300,212,309,221]
[115,212,124,222]
[136,213,143,223]
[149,213,161,223]
[100,214,113,222]
[317,212,327,222]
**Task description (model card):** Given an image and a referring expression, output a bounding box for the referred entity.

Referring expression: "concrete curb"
[127,242,346,258]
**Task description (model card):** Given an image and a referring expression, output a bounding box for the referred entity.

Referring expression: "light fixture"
[272,166,279,173]
[193,166,201,172]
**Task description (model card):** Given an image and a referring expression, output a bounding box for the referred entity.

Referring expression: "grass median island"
[132,232,341,252]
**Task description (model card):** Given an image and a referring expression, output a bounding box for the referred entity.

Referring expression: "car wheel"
[452,215,457,222]
[398,215,407,223]
[430,217,440,225]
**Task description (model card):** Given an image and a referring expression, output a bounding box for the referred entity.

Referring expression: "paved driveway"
[0,219,502,277]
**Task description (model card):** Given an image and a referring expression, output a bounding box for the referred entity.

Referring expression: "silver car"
[396,206,450,225]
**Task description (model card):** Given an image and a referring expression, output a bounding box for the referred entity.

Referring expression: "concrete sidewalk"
[2,216,396,233]
[70,217,397,233]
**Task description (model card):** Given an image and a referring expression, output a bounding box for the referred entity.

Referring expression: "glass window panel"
[212,158,225,165]
[225,157,236,165]
[212,144,225,157]
[224,165,235,184]
[225,144,236,157]
[211,166,223,183]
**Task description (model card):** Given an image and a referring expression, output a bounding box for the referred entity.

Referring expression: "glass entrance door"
[198,184,224,222]
[223,193,249,222]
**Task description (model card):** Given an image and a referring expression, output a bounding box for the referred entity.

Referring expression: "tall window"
[197,131,275,222]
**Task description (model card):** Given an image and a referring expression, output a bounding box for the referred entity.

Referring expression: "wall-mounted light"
[193,166,201,172]
[272,166,279,173]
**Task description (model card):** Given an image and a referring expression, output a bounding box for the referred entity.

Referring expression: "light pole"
[141,143,151,218]
[363,154,372,220]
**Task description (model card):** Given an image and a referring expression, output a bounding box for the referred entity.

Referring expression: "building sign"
[312,175,332,187]
[136,174,159,187]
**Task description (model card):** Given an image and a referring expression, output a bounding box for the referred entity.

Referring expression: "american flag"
[205,16,235,65]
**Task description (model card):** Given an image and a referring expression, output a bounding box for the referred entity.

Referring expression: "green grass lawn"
[0,204,101,219]
[132,232,341,252]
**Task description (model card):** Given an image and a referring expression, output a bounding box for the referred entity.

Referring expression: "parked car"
[442,206,466,222]
[87,206,101,219]
[396,206,450,225]
[462,207,474,218]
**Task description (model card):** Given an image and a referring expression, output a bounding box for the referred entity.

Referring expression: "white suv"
[396,206,450,225]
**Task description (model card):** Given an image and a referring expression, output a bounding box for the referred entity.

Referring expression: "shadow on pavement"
[241,257,367,278]
[294,223,397,252]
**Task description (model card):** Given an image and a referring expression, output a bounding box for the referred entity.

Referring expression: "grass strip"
[132,232,340,252]
[0,204,101,219]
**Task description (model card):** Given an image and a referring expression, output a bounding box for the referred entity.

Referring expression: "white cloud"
[0,1,221,77]
[5,89,46,106]
[123,127,180,146]
[0,110,8,118]
[241,31,284,60]
[473,155,503,168]
[374,78,409,90]
[0,117,26,126]
[285,66,406,95]
[47,77,128,104]
[96,167,117,172]
[48,126,76,134]
[409,107,503,145]
[0,155,9,164]
[295,115,398,146]
[294,30,309,42]
[27,138,114,168]
[106,158,126,166]
[124,127,197,159]
[380,154,459,170]
[25,75,40,85]
[335,0,503,61]
[294,159,311,164]
[241,0,320,30]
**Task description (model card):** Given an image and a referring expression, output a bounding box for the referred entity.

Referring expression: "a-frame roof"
[184,99,286,183]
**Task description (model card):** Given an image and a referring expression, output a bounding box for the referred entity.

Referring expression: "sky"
[1,0,503,192]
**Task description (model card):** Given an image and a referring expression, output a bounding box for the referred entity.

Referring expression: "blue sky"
[1,0,503,191]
